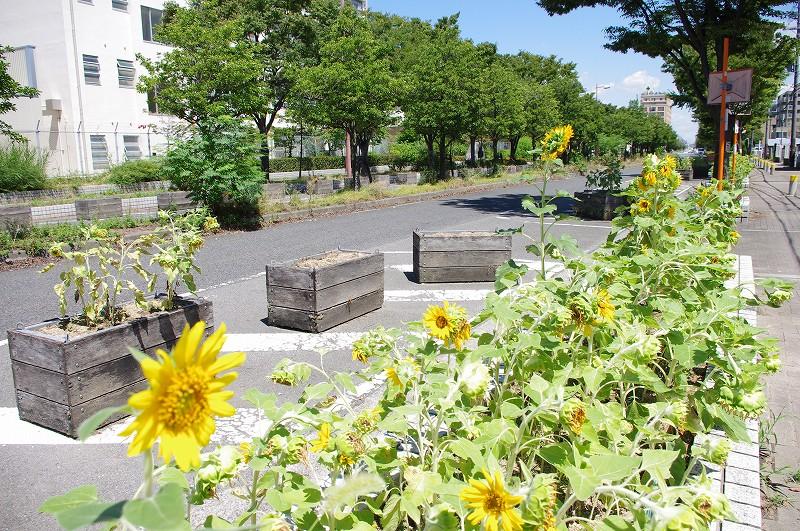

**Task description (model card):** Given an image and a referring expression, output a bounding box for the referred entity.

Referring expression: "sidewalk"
[735,167,800,530]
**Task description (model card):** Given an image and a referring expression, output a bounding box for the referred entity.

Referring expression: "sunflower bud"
[768,289,793,308]
[458,360,491,397]
[560,397,587,436]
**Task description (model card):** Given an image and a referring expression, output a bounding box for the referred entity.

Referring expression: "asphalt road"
[0,169,644,530]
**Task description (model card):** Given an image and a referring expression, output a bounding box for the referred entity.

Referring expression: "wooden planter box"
[157,191,197,213]
[309,179,334,195]
[574,190,628,221]
[75,198,123,221]
[0,204,33,228]
[7,298,213,438]
[372,174,391,187]
[413,231,512,283]
[691,159,710,180]
[677,168,692,180]
[267,250,384,332]
[263,182,285,199]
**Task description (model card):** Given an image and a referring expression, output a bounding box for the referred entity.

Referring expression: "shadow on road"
[439,193,576,217]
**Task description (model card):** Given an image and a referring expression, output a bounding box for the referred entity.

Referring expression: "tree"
[538,0,795,167]
[138,0,337,177]
[401,15,475,179]
[482,60,527,161]
[0,45,39,142]
[294,6,399,186]
[523,83,561,155]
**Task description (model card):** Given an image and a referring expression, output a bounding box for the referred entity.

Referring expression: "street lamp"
[595,84,612,100]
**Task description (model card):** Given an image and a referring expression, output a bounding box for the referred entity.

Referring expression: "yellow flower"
[540,124,574,160]
[386,366,402,387]
[338,453,355,467]
[310,423,331,453]
[643,171,657,187]
[597,289,615,322]
[730,230,740,243]
[423,301,462,341]
[636,199,651,213]
[352,346,368,364]
[453,320,472,350]
[120,322,245,471]
[460,468,524,531]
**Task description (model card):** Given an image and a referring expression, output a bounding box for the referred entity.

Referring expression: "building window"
[77,0,93,4]
[123,135,142,160]
[117,59,135,88]
[112,0,128,10]
[141,6,163,42]
[89,135,110,170]
[146,87,160,113]
[82,54,100,85]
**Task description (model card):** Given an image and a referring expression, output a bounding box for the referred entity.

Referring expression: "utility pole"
[716,37,730,191]
[340,0,353,183]
[789,0,799,168]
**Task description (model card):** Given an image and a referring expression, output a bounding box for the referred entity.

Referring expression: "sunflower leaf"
[77,405,129,441]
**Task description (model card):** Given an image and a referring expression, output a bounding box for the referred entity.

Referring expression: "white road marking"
[222,332,363,352]
[0,339,7,347]
[387,260,561,273]
[385,289,491,301]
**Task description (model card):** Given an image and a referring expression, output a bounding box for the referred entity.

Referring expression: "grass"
[261,171,527,214]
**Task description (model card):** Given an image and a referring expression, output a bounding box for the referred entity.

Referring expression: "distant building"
[0,0,368,176]
[640,90,673,125]
[765,89,798,161]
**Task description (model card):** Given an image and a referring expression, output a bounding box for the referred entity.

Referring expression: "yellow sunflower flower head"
[596,289,615,322]
[643,171,657,187]
[453,320,472,351]
[460,468,524,531]
[524,474,559,531]
[539,124,574,161]
[120,321,245,471]
[310,423,331,453]
[423,301,466,342]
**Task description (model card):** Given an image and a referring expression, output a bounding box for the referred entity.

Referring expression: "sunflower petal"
[207,351,246,375]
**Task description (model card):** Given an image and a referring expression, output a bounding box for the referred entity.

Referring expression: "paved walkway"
[736,167,800,530]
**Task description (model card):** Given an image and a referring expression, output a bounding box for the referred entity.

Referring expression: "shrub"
[0,143,48,192]
[584,153,624,191]
[161,116,263,218]
[105,158,164,186]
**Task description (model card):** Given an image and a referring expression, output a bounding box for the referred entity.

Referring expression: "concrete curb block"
[263,178,531,225]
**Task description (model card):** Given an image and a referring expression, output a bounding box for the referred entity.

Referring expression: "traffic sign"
[707,68,753,104]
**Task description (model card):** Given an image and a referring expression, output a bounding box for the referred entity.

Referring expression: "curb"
[262,177,537,225]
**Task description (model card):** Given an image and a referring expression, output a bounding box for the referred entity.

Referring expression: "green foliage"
[585,153,624,191]
[40,208,217,326]
[1,45,40,142]
[104,158,164,186]
[0,142,48,192]
[389,141,427,171]
[161,116,263,214]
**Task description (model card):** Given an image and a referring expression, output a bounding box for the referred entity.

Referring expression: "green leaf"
[77,406,127,441]
[122,483,189,530]
[55,502,125,531]
[500,401,524,419]
[39,485,98,514]
[588,454,641,482]
[323,473,384,514]
[203,515,234,528]
[563,465,600,501]
[158,467,190,490]
[449,439,485,471]
[641,449,679,483]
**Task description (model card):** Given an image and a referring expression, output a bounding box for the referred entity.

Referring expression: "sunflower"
[540,125,574,161]
[636,198,651,213]
[597,289,615,322]
[643,171,657,187]
[423,301,461,341]
[460,468,524,531]
[386,366,402,387]
[453,320,472,350]
[352,346,368,364]
[120,321,245,471]
[310,423,331,453]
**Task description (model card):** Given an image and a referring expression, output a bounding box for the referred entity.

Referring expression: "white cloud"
[671,107,699,145]
[622,70,662,92]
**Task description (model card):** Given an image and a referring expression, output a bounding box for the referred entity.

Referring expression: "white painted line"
[0,339,7,347]
[388,261,562,274]
[223,332,363,353]
[385,289,491,302]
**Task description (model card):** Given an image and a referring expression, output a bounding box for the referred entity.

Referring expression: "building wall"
[640,92,673,125]
[0,0,181,176]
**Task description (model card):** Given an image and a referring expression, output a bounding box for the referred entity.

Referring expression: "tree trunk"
[438,135,447,180]
[469,136,477,167]
[356,135,372,183]
[491,138,499,162]
[510,136,520,161]
[425,134,435,175]
[255,117,270,181]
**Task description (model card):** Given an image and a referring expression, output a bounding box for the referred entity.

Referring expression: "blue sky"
[369,0,699,142]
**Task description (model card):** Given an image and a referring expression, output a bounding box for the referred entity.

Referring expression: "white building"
[1,0,183,176]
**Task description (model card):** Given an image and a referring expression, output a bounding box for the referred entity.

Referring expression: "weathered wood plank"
[314,253,383,290]
[69,379,148,433]
[413,231,511,252]
[0,204,33,227]
[7,327,66,372]
[267,264,315,291]
[61,300,212,374]
[75,198,124,221]
[268,289,383,332]
[417,266,500,283]
[417,250,510,268]
[268,271,384,312]
[11,361,69,404]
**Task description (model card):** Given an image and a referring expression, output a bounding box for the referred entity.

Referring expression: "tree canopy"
[0,45,39,142]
